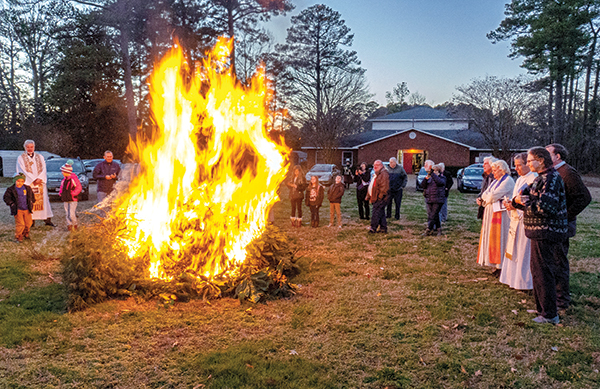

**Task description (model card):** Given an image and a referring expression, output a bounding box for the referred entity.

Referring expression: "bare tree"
[453,75,544,161]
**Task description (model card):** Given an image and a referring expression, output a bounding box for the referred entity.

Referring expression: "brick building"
[301,106,491,174]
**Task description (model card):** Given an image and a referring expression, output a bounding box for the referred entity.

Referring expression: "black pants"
[426,202,442,231]
[357,187,370,219]
[555,238,571,308]
[386,189,403,219]
[309,205,320,226]
[530,239,562,319]
[290,198,303,218]
[370,199,387,232]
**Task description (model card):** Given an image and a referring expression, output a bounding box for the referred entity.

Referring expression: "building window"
[342,151,353,167]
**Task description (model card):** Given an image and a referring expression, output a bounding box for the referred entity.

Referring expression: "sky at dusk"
[267,0,527,106]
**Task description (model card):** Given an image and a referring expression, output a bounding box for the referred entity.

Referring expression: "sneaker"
[532,315,559,324]
[23,235,31,240]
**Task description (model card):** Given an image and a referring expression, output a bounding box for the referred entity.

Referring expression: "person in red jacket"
[305,175,324,228]
[59,160,82,231]
[327,175,345,227]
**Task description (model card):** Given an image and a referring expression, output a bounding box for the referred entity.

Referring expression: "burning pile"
[116,38,290,282]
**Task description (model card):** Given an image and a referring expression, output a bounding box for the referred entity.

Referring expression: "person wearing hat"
[59,160,82,231]
[3,173,35,243]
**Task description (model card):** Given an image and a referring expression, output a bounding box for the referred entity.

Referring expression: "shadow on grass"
[183,341,340,388]
[0,283,68,347]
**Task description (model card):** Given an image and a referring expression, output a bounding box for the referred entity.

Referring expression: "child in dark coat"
[327,175,345,227]
[305,176,324,228]
[3,173,35,243]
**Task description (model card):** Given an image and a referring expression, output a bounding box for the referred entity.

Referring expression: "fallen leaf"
[511,367,517,373]
[172,341,179,348]
[452,323,459,329]
[475,370,482,376]
[380,267,384,270]
[419,356,426,366]
[557,323,564,327]
[461,365,467,374]
[441,325,449,330]
[476,277,488,281]
[511,310,518,315]
[289,350,298,355]
[377,293,381,297]
[514,354,523,360]
[551,346,558,352]
[246,364,254,369]
[520,299,527,304]
[192,385,205,389]
[526,309,537,314]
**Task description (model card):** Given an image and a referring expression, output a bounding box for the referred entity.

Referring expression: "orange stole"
[488,211,503,264]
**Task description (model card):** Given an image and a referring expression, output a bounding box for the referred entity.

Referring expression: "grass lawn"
[0,176,599,388]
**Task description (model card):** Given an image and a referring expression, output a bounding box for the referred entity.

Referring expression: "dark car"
[46,158,90,201]
[415,167,428,191]
[84,158,121,181]
[305,164,341,186]
[457,163,484,193]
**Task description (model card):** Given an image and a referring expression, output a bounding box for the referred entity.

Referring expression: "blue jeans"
[64,201,78,226]
[440,197,448,222]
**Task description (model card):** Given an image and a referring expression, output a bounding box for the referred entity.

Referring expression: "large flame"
[116,38,289,281]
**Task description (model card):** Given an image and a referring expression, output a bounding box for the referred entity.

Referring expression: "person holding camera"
[420,163,446,236]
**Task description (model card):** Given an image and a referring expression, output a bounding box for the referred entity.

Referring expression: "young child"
[3,173,34,243]
[305,175,324,228]
[327,175,345,227]
[59,160,82,231]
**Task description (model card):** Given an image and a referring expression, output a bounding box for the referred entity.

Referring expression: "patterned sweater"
[515,167,568,241]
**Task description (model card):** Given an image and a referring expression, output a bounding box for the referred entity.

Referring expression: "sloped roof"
[371,106,465,121]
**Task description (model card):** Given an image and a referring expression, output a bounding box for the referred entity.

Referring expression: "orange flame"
[116,38,289,280]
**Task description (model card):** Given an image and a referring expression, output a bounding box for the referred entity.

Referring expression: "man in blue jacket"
[93,151,121,203]
[386,157,407,220]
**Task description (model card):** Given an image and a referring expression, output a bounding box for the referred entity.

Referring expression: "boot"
[73,225,78,231]
[45,218,56,227]
[67,225,72,232]
[291,217,295,227]
[297,218,302,228]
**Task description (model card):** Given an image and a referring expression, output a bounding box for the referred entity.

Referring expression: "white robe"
[499,171,537,290]
[16,152,54,220]
[477,174,515,268]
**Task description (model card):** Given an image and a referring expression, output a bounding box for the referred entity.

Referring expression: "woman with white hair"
[477,159,514,276]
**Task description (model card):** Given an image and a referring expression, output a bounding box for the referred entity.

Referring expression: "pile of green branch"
[61,222,299,312]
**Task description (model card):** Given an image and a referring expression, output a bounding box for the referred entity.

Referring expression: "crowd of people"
[3,139,120,242]
[476,144,591,325]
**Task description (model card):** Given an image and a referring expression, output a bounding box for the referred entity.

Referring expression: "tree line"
[2,0,600,172]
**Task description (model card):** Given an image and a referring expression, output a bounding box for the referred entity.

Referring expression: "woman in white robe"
[500,153,537,290]
[16,140,54,222]
[477,160,515,271]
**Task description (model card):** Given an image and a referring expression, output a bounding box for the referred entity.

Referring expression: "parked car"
[415,167,428,191]
[305,164,341,186]
[84,158,121,181]
[457,163,484,193]
[46,158,90,201]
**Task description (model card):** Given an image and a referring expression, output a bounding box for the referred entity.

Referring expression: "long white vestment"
[16,152,54,220]
[499,171,537,290]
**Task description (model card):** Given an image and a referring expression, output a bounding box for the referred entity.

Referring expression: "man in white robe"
[16,140,55,226]
[500,153,537,290]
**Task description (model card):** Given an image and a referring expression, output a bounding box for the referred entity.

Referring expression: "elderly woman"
[500,153,537,289]
[477,159,515,276]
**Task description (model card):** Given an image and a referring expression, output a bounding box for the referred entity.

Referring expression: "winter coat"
[286,175,307,200]
[3,184,35,216]
[327,182,345,203]
[354,169,371,191]
[366,169,390,204]
[387,164,408,192]
[305,184,324,207]
[443,170,453,197]
[421,172,446,204]
[93,161,121,194]
[59,173,82,202]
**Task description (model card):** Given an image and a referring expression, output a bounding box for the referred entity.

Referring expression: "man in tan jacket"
[366,160,390,233]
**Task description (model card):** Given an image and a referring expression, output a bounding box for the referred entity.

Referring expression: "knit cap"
[61,159,74,175]
[13,173,26,183]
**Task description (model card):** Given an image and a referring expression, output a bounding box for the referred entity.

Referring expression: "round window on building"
[409,131,416,139]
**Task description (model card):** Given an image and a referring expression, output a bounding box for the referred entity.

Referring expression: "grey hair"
[424,159,434,168]
[491,159,511,175]
[23,140,35,149]
[104,150,113,156]
[438,162,445,171]
[389,157,397,163]
[483,156,497,164]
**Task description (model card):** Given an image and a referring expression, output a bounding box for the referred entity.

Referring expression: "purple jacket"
[421,173,446,204]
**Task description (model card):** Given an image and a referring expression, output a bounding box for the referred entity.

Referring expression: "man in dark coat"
[514,147,568,324]
[546,144,592,310]
[386,157,408,220]
[366,160,389,234]
[476,157,496,219]
[93,150,121,203]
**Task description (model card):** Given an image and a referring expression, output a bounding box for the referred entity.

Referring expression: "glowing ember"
[115,38,289,281]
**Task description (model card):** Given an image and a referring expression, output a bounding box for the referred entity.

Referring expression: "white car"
[305,164,341,186]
